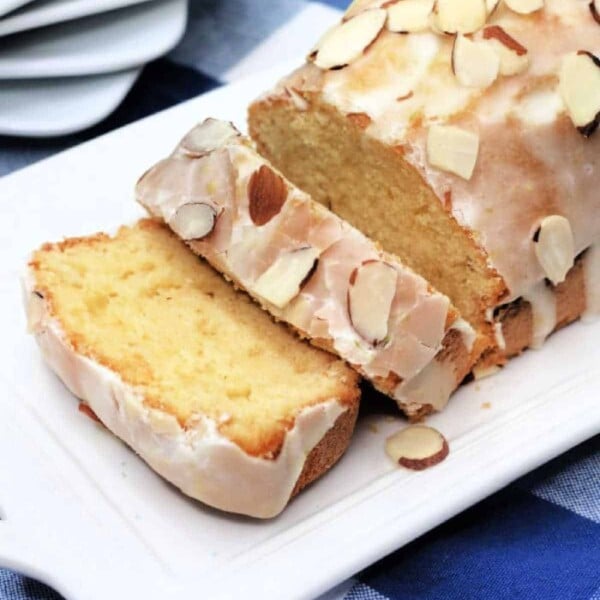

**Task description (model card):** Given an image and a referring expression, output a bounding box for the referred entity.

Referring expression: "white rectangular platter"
[0,65,598,600]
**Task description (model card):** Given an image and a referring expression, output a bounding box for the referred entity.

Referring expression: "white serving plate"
[0,0,155,38]
[0,69,140,137]
[0,65,598,600]
[0,0,187,79]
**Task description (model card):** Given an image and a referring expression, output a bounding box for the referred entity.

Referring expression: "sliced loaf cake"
[248,0,600,371]
[25,220,360,518]
[136,120,478,418]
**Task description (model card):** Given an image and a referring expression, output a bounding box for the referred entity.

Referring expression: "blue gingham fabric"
[1,1,599,598]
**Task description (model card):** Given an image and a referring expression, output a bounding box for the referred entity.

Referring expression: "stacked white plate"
[0,0,188,137]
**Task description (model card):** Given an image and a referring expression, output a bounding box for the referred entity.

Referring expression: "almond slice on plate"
[482,25,529,76]
[252,247,320,308]
[312,8,387,70]
[348,260,397,345]
[387,0,434,33]
[169,203,218,241]
[452,34,500,88]
[558,51,600,137]
[504,0,543,14]
[426,125,480,180]
[431,0,487,34]
[533,215,575,285]
[248,165,288,226]
[385,425,449,470]
[591,0,600,25]
[179,118,240,158]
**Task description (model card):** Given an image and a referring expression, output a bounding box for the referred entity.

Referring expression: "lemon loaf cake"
[136,119,478,418]
[25,220,360,518]
[248,0,600,369]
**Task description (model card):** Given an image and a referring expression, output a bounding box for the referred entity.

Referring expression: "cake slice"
[248,0,600,371]
[136,120,478,418]
[25,220,359,518]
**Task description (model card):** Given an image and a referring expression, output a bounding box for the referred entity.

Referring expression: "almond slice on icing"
[387,0,434,33]
[431,0,487,34]
[504,0,543,14]
[558,51,600,137]
[348,260,397,344]
[452,35,500,88]
[345,0,389,19]
[533,215,575,285]
[312,8,387,70]
[482,25,529,76]
[427,125,479,180]
[486,0,500,14]
[248,165,288,226]
[385,425,449,470]
[169,203,218,241]
[179,119,240,158]
[591,0,600,25]
[252,247,320,309]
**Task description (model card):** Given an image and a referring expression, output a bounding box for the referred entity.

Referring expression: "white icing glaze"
[23,271,346,519]
[582,243,600,322]
[451,317,476,353]
[269,1,600,304]
[394,358,457,414]
[523,280,556,349]
[137,124,477,413]
[493,322,506,352]
[472,363,502,380]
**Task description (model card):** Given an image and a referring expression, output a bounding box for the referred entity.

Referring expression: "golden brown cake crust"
[477,255,586,369]
[292,397,359,497]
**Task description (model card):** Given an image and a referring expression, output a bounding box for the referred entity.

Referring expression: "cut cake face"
[248,0,600,368]
[25,220,360,518]
[136,120,479,419]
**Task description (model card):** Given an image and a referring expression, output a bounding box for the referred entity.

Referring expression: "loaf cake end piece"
[25,220,360,518]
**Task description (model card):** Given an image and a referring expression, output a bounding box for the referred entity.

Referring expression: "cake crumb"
[368,423,379,434]
[481,401,492,409]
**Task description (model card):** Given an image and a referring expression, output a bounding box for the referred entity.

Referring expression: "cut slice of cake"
[248,0,600,371]
[25,220,360,518]
[136,119,479,419]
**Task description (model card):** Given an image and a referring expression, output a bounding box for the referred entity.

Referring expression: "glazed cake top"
[269,0,600,301]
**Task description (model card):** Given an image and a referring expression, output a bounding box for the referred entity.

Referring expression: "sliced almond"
[348,261,397,344]
[345,0,391,19]
[504,0,543,14]
[179,119,240,158]
[482,25,529,76]
[426,125,479,180]
[248,165,288,226]
[385,425,449,470]
[533,215,575,285]
[431,0,487,34]
[452,35,500,88]
[486,0,500,14]
[313,8,387,70]
[252,247,320,309]
[284,87,309,111]
[169,203,218,241]
[387,0,434,33]
[591,0,600,25]
[558,51,600,137]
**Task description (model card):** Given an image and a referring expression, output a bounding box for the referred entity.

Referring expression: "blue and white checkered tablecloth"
[1,1,599,598]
